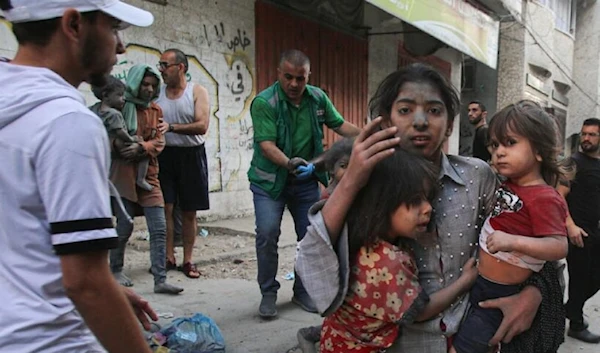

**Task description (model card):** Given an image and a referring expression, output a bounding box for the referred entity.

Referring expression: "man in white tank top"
[156,48,210,279]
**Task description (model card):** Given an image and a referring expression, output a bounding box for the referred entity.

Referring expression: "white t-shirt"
[0,63,114,352]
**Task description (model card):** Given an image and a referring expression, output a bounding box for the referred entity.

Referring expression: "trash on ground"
[199,228,209,237]
[158,312,175,319]
[233,259,244,264]
[283,271,295,280]
[150,313,226,353]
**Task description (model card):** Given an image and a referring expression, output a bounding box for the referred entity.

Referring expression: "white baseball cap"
[2,0,154,28]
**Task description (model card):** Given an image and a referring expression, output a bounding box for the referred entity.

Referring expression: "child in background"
[296,137,354,353]
[318,148,478,353]
[451,100,570,353]
[89,76,152,191]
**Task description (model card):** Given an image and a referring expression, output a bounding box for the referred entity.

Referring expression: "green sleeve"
[251,97,277,142]
[322,94,345,129]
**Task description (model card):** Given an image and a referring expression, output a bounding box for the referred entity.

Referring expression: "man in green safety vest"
[248,49,360,318]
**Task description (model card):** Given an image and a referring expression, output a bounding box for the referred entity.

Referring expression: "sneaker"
[297,325,321,353]
[292,294,318,313]
[259,294,277,318]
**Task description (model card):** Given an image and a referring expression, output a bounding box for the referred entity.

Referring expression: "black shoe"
[567,328,600,344]
[259,294,277,318]
[292,294,318,313]
[570,318,590,331]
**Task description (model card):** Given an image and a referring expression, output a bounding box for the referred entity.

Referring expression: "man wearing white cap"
[0,1,157,352]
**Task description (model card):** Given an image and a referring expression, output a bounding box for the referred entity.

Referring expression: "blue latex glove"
[295,163,315,180]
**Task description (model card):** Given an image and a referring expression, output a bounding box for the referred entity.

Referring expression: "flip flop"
[180,262,201,279]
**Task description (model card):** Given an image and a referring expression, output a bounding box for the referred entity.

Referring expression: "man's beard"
[469,115,483,125]
[81,30,111,87]
[581,142,600,153]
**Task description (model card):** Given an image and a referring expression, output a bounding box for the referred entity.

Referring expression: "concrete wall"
[0,0,256,221]
[569,0,600,139]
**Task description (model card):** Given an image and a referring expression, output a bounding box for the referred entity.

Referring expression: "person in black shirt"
[558,118,600,344]
[468,100,491,162]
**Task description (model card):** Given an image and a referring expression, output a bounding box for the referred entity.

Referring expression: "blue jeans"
[110,198,167,285]
[251,180,320,296]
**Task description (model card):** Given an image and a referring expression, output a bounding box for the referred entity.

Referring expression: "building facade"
[0,0,513,219]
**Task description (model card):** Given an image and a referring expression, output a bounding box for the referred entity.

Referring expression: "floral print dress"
[320,239,428,353]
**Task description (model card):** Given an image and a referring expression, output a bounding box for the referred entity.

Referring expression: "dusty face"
[382,81,452,163]
[158,51,184,86]
[81,13,125,87]
[104,87,125,111]
[490,129,542,186]
[277,61,309,104]
[139,75,159,102]
[467,103,485,125]
[331,156,350,186]
[389,199,433,239]
[579,125,600,154]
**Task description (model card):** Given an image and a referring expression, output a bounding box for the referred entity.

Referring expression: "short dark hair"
[164,48,189,72]
[489,100,567,187]
[279,49,310,68]
[91,75,125,100]
[469,100,487,112]
[322,138,354,174]
[0,0,12,10]
[7,10,99,46]
[346,148,438,260]
[369,63,460,124]
[583,118,600,129]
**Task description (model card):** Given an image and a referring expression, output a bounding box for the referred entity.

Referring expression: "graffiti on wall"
[0,17,256,195]
[200,22,252,52]
[109,44,255,193]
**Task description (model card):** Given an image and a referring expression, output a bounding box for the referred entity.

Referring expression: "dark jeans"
[251,180,319,296]
[453,275,520,353]
[565,229,600,324]
[110,197,167,285]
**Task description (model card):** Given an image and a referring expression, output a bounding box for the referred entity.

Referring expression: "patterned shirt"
[321,240,428,353]
[297,154,498,353]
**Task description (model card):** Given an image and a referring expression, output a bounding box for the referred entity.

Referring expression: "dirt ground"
[121,226,298,282]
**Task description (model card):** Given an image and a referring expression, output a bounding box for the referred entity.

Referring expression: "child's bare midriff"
[478,248,533,285]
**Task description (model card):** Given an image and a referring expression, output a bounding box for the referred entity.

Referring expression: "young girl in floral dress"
[320,148,478,353]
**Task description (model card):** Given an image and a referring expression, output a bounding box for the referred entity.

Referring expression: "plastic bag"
[152,313,226,353]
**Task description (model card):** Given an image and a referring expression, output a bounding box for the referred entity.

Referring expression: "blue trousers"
[110,197,168,285]
[251,180,319,296]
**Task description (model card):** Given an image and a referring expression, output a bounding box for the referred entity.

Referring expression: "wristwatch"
[168,124,175,132]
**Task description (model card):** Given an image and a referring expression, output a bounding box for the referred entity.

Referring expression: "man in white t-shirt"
[0,1,158,352]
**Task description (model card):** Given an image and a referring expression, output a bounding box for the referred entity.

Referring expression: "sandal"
[148,259,177,274]
[180,262,201,279]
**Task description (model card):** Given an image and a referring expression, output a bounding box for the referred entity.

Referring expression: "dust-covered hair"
[369,63,460,124]
[91,75,125,100]
[319,138,354,174]
[347,148,438,260]
[489,100,568,187]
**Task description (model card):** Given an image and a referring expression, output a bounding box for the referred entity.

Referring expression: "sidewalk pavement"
[131,212,600,353]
